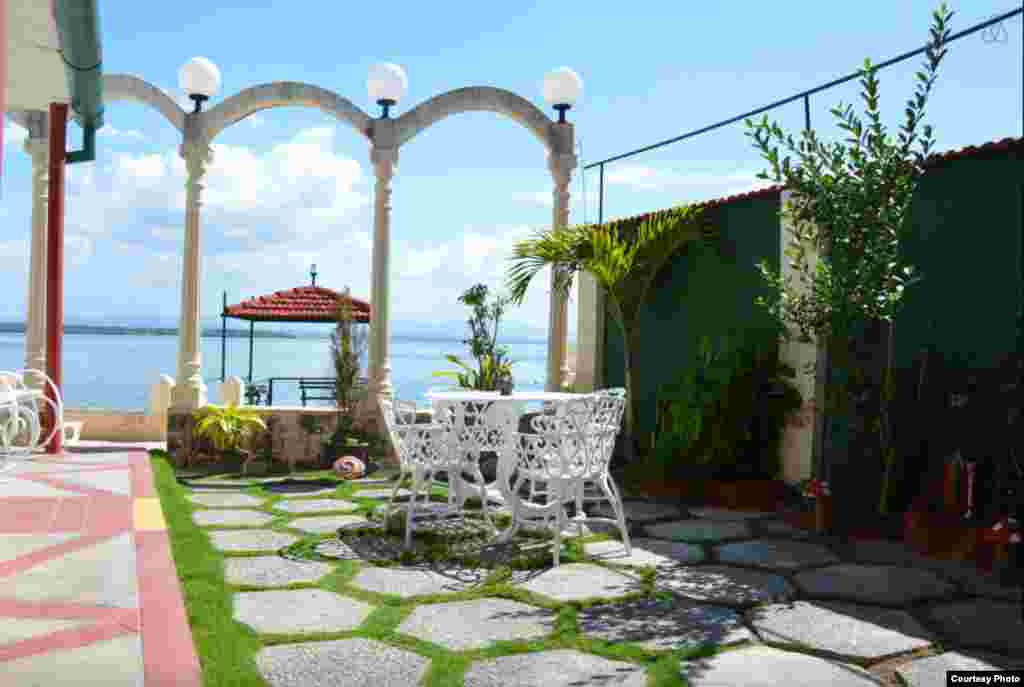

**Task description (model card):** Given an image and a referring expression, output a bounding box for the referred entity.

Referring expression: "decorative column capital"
[371,146,399,179]
[547,152,577,187]
[180,140,213,180]
[23,137,49,161]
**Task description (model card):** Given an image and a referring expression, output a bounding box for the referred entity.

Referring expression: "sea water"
[0,332,548,411]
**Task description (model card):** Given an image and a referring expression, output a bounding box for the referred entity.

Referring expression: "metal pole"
[803,94,811,133]
[45,103,68,454]
[598,163,605,225]
[248,320,255,383]
[221,291,227,382]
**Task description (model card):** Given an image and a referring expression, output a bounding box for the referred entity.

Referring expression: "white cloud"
[606,164,768,195]
[97,126,147,143]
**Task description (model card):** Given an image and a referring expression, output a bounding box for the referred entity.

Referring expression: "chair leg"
[602,475,631,555]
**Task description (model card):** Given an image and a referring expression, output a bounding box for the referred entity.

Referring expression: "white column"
[778,189,819,483]
[171,138,212,409]
[575,271,605,391]
[23,114,49,389]
[367,145,397,404]
[546,151,576,391]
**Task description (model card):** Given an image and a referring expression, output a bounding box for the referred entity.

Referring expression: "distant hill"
[0,322,298,339]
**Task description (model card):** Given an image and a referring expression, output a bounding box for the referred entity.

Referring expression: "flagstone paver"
[592,500,682,523]
[689,507,776,520]
[187,492,265,508]
[578,597,753,651]
[794,564,955,605]
[656,565,795,606]
[256,638,430,687]
[224,556,333,587]
[680,645,883,686]
[350,566,481,598]
[287,515,375,535]
[715,539,840,571]
[271,498,358,514]
[646,519,750,543]
[397,598,556,650]
[748,600,934,659]
[463,649,648,687]
[352,488,411,499]
[234,589,374,634]
[584,538,705,567]
[895,651,1024,687]
[192,509,274,528]
[923,598,1024,655]
[515,563,642,602]
[207,529,299,553]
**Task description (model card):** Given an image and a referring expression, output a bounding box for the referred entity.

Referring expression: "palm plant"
[193,403,268,473]
[507,206,712,461]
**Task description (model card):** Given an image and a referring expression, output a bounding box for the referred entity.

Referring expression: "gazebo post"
[248,320,255,383]
[221,291,227,382]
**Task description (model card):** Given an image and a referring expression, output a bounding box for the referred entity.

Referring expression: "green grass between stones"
[151,451,709,686]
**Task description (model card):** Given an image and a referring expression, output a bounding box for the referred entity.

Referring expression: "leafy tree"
[506,207,713,461]
[744,4,953,513]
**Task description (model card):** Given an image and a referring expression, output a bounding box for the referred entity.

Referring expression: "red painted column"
[45,103,68,453]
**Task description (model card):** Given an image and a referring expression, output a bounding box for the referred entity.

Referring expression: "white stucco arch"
[202,82,373,143]
[394,86,567,153]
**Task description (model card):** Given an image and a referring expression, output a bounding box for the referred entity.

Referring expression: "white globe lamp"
[179,57,222,113]
[367,63,409,118]
[542,67,583,123]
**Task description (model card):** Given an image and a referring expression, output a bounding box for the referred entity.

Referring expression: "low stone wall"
[65,408,166,442]
[166,405,398,471]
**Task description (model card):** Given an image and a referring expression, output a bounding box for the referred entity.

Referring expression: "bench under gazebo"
[220,266,371,406]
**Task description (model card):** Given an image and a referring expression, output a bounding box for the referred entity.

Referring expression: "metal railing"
[584,5,1024,225]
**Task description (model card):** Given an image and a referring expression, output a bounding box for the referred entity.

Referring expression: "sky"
[1,0,1022,341]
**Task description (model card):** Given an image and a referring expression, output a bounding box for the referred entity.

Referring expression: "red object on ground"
[45,102,67,454]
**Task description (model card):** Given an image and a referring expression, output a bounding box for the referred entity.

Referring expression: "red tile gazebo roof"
[223,286,370,323]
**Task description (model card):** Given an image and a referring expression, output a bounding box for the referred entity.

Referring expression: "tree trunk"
[878,319,897,514]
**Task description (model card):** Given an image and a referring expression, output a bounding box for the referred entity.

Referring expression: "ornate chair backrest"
[435,399,509,458]
[587,392,626,476]
[521,397,603,480]
[378,398,419,471]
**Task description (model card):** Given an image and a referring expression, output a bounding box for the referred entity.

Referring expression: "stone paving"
[179,475,1024,687]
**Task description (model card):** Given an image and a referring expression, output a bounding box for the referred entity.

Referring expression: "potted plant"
[801,479,832,534]
[192,403,268,475]
[433,283,516,482]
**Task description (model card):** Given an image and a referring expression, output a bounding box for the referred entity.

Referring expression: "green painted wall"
[603,192,783,442]
[893,149,1024,372]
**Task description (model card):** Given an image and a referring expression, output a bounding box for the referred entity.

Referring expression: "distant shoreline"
[0,321,550,345]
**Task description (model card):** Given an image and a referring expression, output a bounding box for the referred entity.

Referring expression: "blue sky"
[1,0,1021,340]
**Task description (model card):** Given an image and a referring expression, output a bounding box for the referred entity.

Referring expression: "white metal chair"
[503,397,604,566]
[0,370,63,455]
[432,398,511,531]
[378,398,465,549]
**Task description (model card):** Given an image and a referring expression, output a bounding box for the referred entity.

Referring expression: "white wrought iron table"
[425,390,591,540]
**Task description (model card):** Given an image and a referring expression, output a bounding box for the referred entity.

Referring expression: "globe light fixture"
[542,67,583,123]
[179,57,222,113]
[367,63,408,119]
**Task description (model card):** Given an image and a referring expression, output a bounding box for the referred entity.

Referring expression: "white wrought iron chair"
[503,397,603,566]
[379,398,466,549]
[0,370,63,455]
[569,389,631,553]
[432,398,511,531]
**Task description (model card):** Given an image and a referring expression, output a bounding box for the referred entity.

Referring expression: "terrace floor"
[0,441,199,687]
[2,444,1022,686]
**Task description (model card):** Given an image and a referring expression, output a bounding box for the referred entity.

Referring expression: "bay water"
[0,332,547,411]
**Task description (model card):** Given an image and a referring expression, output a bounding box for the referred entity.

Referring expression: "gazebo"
[221,266,371,405]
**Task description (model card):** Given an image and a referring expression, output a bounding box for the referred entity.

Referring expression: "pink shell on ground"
[333,456,366,480]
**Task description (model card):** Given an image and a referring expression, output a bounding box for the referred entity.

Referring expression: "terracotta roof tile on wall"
[223,286,371,323]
